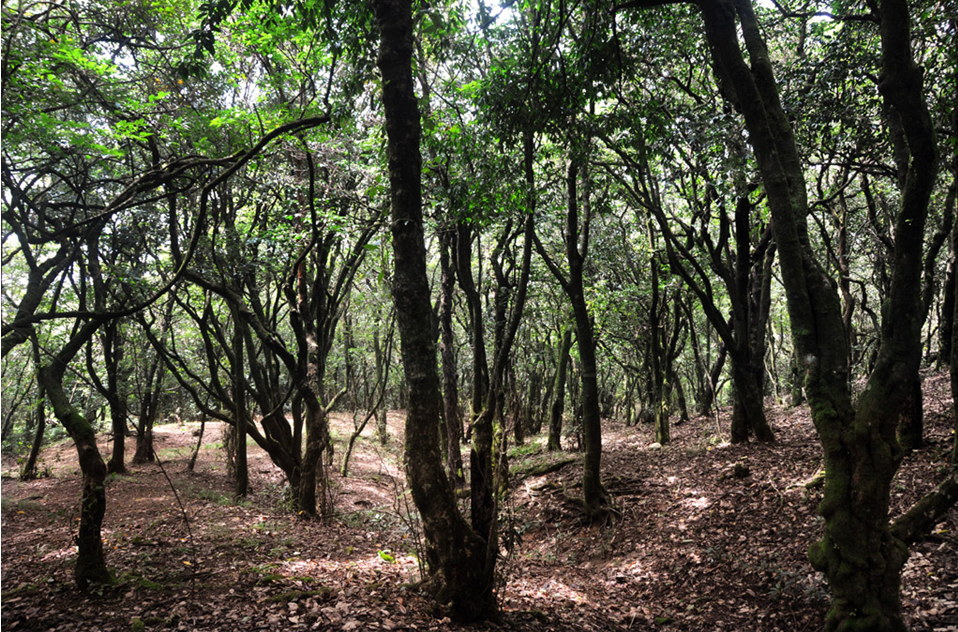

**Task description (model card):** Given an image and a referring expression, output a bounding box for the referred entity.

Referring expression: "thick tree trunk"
[730,354,774,443]
[897,376,924,453]
[39,349,111,590]
[232,308,249,498]
[689,0,938,628]
[298,396,329,516]
[373,0,492,620]
[132,421,155,465]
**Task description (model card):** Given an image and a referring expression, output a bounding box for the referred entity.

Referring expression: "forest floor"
[2,373,957,632]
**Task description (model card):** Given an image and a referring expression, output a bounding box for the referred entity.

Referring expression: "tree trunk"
[457,222,489,424]
[102,321,128,475]
[20,336,47,480]
[648,231,669,445]
[700,340,727,415]
[440,229,465,484]
[20,390,46,481]
[232,308,249,498]
[374,329,389,445]
[38,339,111,590]
[188,411,207,472]
[373,0,492,620]
[730,355,766,443]
[688,0,939,628]
[297,395,329,516]
[563,157,607,515]
[942,252,956,370]
[132,354,164,465]
[897,376,924,453]
[548,325,573,451]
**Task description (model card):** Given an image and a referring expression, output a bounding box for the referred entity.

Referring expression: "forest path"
[2,377,956,631]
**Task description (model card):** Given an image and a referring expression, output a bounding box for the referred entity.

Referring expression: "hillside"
[2,375,956,632]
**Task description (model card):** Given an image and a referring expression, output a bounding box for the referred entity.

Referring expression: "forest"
[1,0,957,630]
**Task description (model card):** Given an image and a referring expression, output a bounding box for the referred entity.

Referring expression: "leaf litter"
[2,375,956,631]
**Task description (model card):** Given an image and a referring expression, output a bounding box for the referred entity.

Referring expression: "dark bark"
[132,353,164,465]
[698,338,727,415]
[683,0,939,628]
[672,370,690,422]
[952,221,958,465]
[373,0,493,620]
[891,470,958,546]
[548,326,574,451]
[457,222,489,422]
[91,320,129,475]
[470,146,536,594]
[231,306,249,498]
[20,336,46,480]
[941,251,956,369]
[439,231,464,484]
[37,322,112,590]
[374,329,389,445]
[613,123,774,443]
[20,391,46,480]
[188,411,207,472]
[648,231,670,445]
[536,151,608,515]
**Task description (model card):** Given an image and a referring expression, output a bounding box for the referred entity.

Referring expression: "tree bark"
[537,151,608,515]
[457,222,489,425]
[20,334,47,480]
[688,0,939,628]
[36,322,112,590]
[231,306,249,498]
[373,0,493,620]
[102,321,128,474]
[548,326,574,451]
[439,229,465,484]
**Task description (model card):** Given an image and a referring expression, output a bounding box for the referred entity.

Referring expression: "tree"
[619,0,944,628]
[372,0,495,619]
[535,149,611,514]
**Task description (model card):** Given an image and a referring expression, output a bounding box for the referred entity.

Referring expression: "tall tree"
[372,0,494,619]
[618,0,945,628]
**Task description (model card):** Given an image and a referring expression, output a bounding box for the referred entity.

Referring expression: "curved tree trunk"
[545,154,608,515]
[101,321,128,475]
[37,322,112,590]
[688,0,938,628]
[21,335,47,480]
[457,222,489,425]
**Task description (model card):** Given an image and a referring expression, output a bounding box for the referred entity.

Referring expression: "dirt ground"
[2,374,957,632]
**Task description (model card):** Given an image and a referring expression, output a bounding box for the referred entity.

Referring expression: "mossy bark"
[687,0,937,629]
[39,356,112,590]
